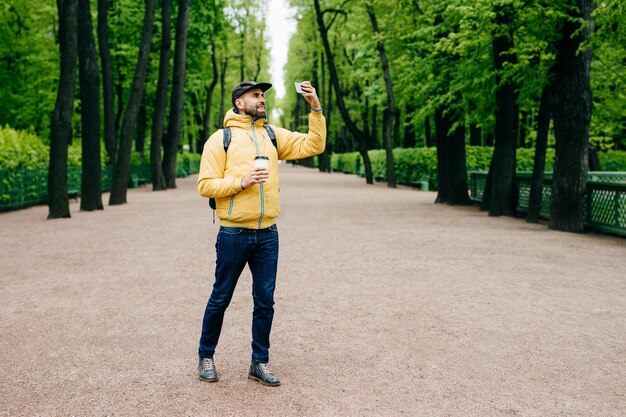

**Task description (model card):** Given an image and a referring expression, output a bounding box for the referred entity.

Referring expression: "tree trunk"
[190,91,204,149]
[48,0,78,219]
[480,158,494,211]
[239,30,245,81]
[435,106,471,205]
[404,105,416,148]
[162,0,191,188]
[589,148,601,171]
[425,115,433,147]
[446,123,472,205]
[549,0,594,232]
[201,32,218,152]
[97,0,115,166]
[114,77,123,137]
[109,0,157,205]
[489,4,519,217]
[469,123,481,146]
[217,56,227,128]
[371,104,378,148]
[485,131,494,146]
[320,56,333,172]
[150,0,170,192]
[135,100,147,155]
[434,107,448,204]
[314,0,373,184]
[366,3,396,188]
[77,0,103,211]
[527,83,552,223]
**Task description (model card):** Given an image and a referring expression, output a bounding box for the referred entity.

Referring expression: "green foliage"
[0,1,59,136]
[285,0,626,157]
[598,150,626,171]
[330,146,591,190]
[0,125,81,169]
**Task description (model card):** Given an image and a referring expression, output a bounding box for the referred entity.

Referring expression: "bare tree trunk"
[77,0,103,211]
[162,0,191,188]
[527,83,552,223]
[48,0,78,219]
[549,0,594,232]
[109,0,157,205]
[314,0,373,183]
[489,3,519,217]
[366,3,396,187]
[150,0,170,191]
[97,0,115,166]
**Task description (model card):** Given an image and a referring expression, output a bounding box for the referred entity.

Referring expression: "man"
[196,80,326,386]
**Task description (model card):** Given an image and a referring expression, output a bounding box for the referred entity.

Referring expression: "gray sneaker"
[198,357,218,382]
[248,361,281,386]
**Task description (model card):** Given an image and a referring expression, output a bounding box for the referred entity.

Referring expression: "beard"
[243,101,267,119]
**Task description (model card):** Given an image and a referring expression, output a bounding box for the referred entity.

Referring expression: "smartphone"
[294,82,304,94]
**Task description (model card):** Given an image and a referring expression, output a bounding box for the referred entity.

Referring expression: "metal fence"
[469,171,626,237]
[0,159,200,212]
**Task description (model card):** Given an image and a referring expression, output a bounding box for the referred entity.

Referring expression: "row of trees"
[0,0,272,218]
[283,0,624,232]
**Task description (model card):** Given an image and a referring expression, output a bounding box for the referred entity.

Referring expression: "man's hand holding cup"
[242,156,269,189]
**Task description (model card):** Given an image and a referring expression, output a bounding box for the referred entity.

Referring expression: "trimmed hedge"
[331,146,626,190]
[0,126,203,210]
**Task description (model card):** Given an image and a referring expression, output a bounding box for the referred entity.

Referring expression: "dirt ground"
[0,165,624,417]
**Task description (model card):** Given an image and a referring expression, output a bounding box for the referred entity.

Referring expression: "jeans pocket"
[220,227,243,235]
[268,224,277,232]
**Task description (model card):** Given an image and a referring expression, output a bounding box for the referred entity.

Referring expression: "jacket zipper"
[249,117,264,229]
[228,195,235,216]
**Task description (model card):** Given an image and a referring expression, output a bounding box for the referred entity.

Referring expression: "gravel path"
[1,165,624,417]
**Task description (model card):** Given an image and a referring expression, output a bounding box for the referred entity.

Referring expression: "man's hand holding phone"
[294,81,321,111]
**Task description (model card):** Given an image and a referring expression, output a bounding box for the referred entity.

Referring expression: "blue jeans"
[198,225,279,363]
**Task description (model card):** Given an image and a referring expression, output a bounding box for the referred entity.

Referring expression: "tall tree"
[109,0,157,205]
[487,3,519,217]
[314,0,374,184]
[97,0,115,165]
[150,0,170,191]
[77,0,103,211]
[366,2,396,188]
[549,0,594,232]
[48,0,78,219]
[162,0,191,188]
[527,82,552,223]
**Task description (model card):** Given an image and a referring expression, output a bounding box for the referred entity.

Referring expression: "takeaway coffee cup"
[254,156,269,170]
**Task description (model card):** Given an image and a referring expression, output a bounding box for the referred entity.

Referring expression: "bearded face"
[236,89,267,119]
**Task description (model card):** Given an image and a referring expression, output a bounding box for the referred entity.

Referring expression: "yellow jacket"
[197,108,326,229]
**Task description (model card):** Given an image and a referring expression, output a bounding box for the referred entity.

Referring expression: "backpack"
[208,125,278,211]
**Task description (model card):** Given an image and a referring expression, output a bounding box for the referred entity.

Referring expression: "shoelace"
[258,363,272,375]
[202,358,215,372]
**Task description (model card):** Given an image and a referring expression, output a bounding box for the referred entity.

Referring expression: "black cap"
[231,81,272,106]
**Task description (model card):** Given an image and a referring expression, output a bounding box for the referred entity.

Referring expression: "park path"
[0,165,624,417]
